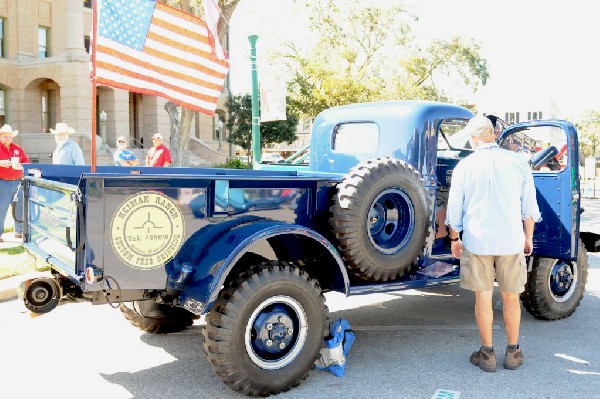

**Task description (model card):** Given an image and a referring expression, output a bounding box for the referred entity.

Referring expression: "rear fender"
[176,219,349,315]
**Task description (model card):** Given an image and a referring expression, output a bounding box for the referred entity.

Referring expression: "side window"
[437,118,470,152]
[500,126,567,172]
[331,122,379,153]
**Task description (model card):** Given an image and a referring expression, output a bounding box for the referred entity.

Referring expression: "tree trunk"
[165,103,194,167]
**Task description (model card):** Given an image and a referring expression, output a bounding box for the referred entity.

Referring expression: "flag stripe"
[96,39,225,88]
[155,2,200,27]
[94,0,229,114]
[96,51,222,98]
[150,14,210,46]
[145,30,229,69]
[97,60,220,102]
[97,76,216,115]
[97,69,219,110]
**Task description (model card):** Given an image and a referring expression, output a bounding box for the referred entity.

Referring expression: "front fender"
[176,218,349,315]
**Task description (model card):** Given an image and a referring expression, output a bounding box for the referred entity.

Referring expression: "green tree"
[226,94,299,163]
[286,0,489,118]
[576,110,600,157]
[159,0,240,166]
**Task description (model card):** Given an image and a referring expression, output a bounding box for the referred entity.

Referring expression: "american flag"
[94,0,229,115]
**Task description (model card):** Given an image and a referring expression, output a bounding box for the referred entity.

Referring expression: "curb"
[0,274,23,302]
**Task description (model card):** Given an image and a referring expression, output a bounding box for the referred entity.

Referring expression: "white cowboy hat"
[0,124,18,137]
[50,122,76,135]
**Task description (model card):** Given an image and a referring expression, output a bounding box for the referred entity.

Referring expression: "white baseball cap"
[151,133,163,140]
[460,116,494,138]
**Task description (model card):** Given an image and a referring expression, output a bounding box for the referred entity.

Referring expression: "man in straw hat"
[50,122,85,165]
[0,124,29,241]
[445,116,541,372]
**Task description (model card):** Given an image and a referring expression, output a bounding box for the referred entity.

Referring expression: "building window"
[84,0,93,8]
[0,89,6,126]
[0,18,5,58]
[84,36,90,53]
[506,112,520,124]
[527,111,542,121]
[38,27,49,58]
[41,91,55,133]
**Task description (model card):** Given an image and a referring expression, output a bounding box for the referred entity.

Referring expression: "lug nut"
[266,323,273,330]
[279,343,286,349]
[279,316,286,323]
[287,328,294,334]
[266,340,273,347]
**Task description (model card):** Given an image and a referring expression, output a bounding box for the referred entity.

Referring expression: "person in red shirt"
[145,133,172,167]
[0,124,30,241]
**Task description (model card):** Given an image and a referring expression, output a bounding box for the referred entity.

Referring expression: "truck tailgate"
[24,178,79,276]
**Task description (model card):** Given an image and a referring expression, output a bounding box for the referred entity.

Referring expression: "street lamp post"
[249,35,261,165]
[99,110,108,152]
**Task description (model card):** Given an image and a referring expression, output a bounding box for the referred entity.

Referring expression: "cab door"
[498,120,579,260]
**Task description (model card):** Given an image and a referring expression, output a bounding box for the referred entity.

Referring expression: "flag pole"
[90,0,99,172]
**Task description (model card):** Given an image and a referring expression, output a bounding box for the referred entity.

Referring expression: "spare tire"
[330,157,432,281]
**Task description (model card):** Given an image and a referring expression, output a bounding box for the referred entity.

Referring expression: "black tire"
[22,278,62,314]
[521,240,588,320]
[203,261,328,397]
[330,157,432,281]
[119,301,199,334]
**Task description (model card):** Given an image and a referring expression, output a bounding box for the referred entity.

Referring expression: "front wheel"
[521,240,588,320]
[203,261,327,397]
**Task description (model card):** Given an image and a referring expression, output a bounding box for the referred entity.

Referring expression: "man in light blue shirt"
[446,116,541,373]
[50,123,85,165]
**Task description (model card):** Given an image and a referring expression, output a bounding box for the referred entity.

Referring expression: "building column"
[65,0,86,59]
[15,0,35,60]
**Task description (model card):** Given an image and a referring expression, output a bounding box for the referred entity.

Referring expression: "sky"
[226,0,600,121]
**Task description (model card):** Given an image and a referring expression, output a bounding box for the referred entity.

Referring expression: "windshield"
[437,115,510,153]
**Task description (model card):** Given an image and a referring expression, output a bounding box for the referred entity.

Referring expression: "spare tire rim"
[368,188,415,255]
[548,259,578,302]
[245,295,308,370]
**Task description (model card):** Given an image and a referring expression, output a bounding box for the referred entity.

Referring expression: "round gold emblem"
[110,191,185,269]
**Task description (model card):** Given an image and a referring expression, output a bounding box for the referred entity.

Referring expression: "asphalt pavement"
[1,253,599,399]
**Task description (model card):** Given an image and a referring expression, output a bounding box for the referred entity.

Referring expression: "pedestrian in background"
[113,136,139,166]
[0,124,29,241]
[445,116,541,372]
[145,133,172,167]
[50,122,85,165]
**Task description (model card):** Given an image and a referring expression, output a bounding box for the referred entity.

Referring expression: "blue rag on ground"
[315,318,355,377]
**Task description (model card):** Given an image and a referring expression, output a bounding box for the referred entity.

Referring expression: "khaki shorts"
[460,247,527,293]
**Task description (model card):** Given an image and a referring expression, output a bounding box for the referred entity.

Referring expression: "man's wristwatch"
[450,237,460,242]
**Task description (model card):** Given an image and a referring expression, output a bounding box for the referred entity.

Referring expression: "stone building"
[0,0,228,165]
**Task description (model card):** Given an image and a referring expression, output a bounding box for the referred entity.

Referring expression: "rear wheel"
[203,261,327,397]
[521,240,588,320]
[119,301,199,334]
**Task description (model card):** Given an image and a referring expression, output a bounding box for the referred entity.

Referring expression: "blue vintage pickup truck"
[18,101,587,397]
